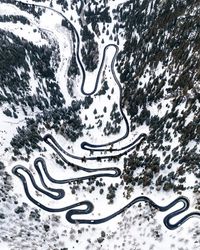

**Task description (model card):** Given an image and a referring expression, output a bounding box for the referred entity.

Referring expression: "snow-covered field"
[0,0,199,249]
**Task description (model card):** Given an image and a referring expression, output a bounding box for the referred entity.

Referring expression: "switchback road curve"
[43,132,146,161]
[13,0,145,153]
[12,160,200,230]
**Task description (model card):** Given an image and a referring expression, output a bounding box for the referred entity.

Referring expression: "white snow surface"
[0,1,199,250]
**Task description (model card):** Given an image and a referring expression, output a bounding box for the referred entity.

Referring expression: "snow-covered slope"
[0,0,199,249]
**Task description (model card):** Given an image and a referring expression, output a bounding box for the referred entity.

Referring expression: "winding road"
[11,0,200,230]
[14,0,145,153]
[12,159,200,230]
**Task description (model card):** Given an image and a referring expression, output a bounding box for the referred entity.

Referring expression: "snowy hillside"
[0,0,199,249]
